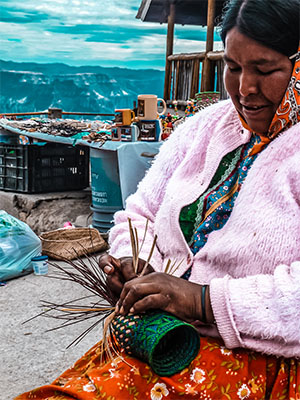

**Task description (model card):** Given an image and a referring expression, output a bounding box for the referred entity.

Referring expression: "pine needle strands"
[25,218,181,352]
[23,253,116,348]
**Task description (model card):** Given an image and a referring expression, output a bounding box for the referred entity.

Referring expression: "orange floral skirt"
[15,337,299,400]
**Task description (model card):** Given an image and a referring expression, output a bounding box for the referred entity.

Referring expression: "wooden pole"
[207,50,224,61]
[191,58,200,98]
[175,60,180,99]
[201,0,216,91]
[206,0,216,53]
[163,2,175,101]
[168,52,206,61]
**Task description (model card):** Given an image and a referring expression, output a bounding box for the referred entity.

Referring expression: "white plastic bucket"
[31,255,48,275]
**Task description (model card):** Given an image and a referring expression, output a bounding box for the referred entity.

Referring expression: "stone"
[0,189,92,235]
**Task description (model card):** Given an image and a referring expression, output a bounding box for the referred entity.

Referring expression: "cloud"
[0,0,222,69]
[0,8,50,24]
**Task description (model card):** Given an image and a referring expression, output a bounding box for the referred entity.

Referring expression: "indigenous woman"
[16,0,300,398]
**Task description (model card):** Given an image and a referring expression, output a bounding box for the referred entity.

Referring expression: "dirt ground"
[0,255,105,399]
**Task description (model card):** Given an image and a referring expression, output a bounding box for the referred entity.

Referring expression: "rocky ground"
[0,188,111,399]
[0,190,93,235]
[0,255,106,399]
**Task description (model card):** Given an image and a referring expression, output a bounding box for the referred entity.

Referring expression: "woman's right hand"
[98,253,154,301]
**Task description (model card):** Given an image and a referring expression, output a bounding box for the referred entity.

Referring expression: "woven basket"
[40,227,108,260]
[111,310,200,376]
[194,91,220,110]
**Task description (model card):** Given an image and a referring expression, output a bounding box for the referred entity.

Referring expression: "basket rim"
[40,227,103,241]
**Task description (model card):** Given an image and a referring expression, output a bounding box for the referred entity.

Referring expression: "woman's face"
[224,28,292,134]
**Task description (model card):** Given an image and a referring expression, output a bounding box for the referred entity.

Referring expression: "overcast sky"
[0,0,223,70]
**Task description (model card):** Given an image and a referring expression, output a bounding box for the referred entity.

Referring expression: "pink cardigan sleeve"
[210,261,300,358]
[108,116,197,269]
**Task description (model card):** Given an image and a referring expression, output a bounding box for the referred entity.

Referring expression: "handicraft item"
[111,311,200,376]
[26,219,200,376]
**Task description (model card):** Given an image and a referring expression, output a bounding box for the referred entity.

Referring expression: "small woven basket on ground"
[40,227,108,260]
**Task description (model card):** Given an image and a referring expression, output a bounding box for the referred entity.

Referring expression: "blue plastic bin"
[90,142,161,232]
[90,148,123,232]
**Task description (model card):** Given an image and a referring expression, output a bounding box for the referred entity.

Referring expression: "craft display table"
[0,121,161,231]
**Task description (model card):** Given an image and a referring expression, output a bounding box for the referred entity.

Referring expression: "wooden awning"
[136,0,226,26]
[137,0,227,100]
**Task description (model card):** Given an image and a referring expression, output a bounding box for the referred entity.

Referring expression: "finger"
[106,273,124,295]
[98,255,124,298]
[128,293,170,314]
[137,261,154,276]
[119,282,160,315]
[119,257,137,281]
[98,254,114,273]
[118,273,162,303]
[119,262,156,285]
[99,254,121,275]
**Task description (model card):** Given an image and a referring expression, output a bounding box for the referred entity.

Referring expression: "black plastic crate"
[0,143,89,193]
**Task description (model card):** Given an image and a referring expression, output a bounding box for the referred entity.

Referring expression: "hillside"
[0,60,165,115]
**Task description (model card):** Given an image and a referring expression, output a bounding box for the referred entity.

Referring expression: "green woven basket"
[111,310,200,376]
[194,91,220,110]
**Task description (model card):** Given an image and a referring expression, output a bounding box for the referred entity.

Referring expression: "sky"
[0,0,224,70]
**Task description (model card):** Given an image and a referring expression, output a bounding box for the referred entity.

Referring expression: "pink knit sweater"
[109,99,300,358]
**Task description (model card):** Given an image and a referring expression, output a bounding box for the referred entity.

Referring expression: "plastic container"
[90,148,123,232]
[90,205,120,232]
[0,143,89,193]
[0,128,20,144]
[90,143,161,232]
[31,255,48,275]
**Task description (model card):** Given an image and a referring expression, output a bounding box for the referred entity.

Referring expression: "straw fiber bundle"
[30,220,200,376]
[40,227,108,260]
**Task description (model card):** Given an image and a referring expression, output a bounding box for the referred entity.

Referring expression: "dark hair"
[220,0,300,58]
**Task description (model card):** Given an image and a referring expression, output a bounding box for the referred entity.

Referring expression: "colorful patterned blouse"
[180,134,269,256]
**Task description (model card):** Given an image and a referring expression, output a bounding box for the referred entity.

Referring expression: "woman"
[17,0,300,398]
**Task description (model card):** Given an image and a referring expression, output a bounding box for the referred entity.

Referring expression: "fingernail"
[104,265,112,274]
[120,306,125,315]
[129,307,134,314]
[115,303,119,313]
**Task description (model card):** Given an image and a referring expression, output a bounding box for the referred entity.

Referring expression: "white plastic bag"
[0,211,41,281]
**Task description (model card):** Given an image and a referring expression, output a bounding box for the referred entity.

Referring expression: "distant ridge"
[0,59,163,76]
[0,59,164,115]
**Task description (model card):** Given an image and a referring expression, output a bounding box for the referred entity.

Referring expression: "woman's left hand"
[117,272,204,323]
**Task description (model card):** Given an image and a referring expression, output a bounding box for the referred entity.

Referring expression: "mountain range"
[0,60,165,117]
